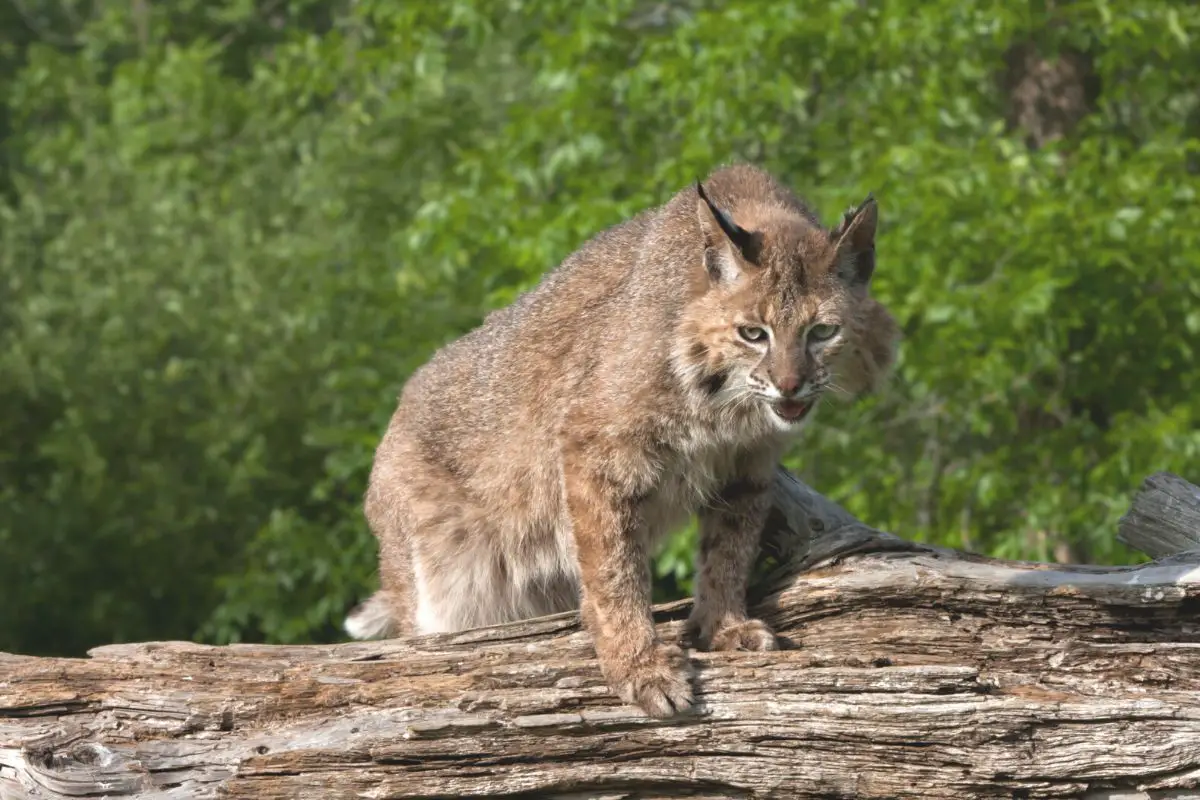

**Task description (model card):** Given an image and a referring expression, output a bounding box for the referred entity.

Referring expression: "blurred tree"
[1,0,1197,655]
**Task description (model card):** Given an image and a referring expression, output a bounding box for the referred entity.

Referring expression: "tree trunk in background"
[1002,40,1100,150]
[1,470,1199,799]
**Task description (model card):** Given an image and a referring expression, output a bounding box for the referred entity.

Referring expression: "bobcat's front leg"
[564,456,693,718]
[689,470,778,652]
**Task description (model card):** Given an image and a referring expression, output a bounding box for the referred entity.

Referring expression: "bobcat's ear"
[696,181,758,283]
[831,193,878,288]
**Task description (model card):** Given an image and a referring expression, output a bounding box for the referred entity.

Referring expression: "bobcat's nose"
[775,376,802,397]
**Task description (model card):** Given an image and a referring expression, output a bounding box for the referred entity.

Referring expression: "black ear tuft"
[696,180,757,257]
[831,193,878,288]
[831,193,874,241]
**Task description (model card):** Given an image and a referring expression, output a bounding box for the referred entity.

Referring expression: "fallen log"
[2,470,1199,800]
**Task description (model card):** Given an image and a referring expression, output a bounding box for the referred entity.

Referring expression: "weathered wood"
[1118,471,1200,559]
[2,471,1200,800]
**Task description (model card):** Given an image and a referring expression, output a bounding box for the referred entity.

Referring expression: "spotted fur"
[346,164,900,718]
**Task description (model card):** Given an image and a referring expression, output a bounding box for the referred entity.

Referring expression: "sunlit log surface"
[2,470,1198,799]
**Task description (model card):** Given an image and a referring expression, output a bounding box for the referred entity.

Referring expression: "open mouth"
[772,398,816,423]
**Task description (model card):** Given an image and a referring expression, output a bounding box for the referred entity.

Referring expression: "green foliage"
[1,0,1197,655]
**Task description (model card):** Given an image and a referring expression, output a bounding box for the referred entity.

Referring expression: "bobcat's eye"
[808,323,841,342]
[738,326,768,343]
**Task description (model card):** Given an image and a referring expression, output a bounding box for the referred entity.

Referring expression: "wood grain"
[2,470,1199,799]
[1118,471,1200,558]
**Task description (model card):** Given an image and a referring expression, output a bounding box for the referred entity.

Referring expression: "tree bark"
[1117,471,1200,559]
[2,470,1199,800]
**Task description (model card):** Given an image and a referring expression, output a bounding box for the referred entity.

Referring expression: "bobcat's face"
[676,183,886,432]
[720,271,851,428]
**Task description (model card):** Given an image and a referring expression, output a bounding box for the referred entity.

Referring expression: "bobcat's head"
[675,167,898,432]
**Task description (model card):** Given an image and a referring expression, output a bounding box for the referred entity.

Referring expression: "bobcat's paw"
[707,617,778,652]
[606,641,695,718]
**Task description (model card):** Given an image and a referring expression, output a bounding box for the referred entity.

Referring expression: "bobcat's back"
[351,202,695,635]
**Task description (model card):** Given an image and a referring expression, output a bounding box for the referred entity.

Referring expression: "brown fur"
[346,164,900,717]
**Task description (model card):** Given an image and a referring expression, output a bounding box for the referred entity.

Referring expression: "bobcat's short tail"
[344,590,402,640]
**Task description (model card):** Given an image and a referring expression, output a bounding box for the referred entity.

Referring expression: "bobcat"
[346,164,899,717]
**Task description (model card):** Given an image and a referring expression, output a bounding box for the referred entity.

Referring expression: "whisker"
[720,391,750,413]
